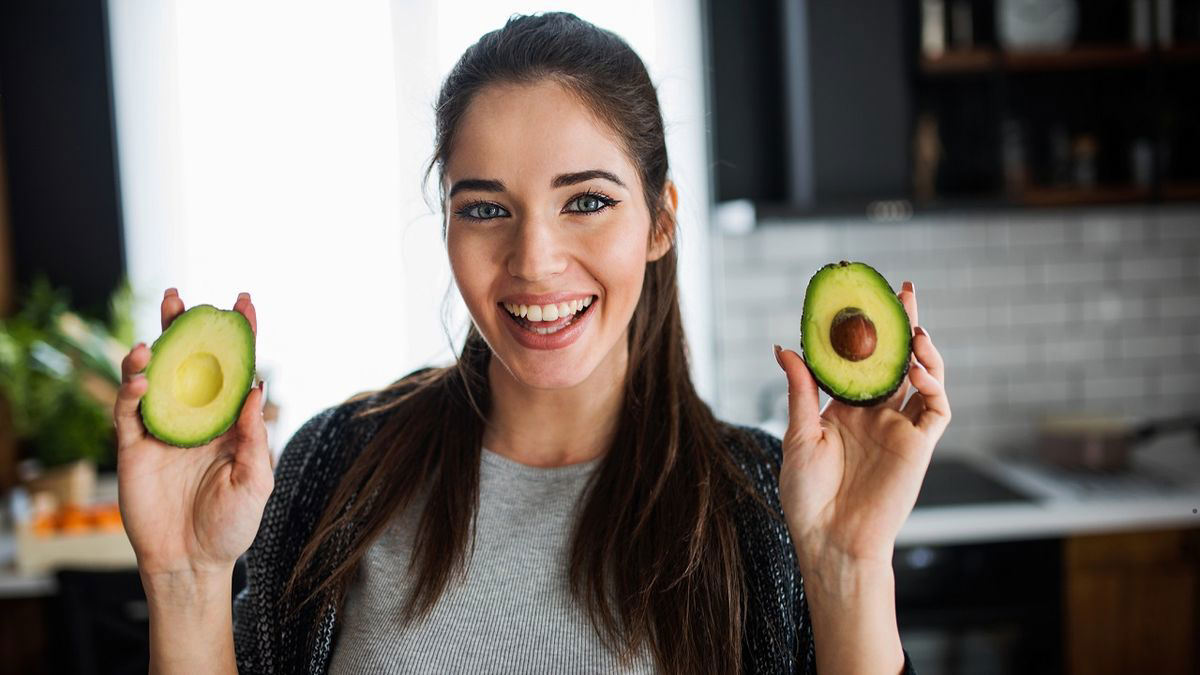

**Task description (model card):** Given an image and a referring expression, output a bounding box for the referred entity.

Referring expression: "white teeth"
[502,296,596,323]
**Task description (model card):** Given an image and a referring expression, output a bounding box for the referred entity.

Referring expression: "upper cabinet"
[703,0,1200,218]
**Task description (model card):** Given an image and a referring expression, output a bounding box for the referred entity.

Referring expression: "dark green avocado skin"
[800,261,913,407]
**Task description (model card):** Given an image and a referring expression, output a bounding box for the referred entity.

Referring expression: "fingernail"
[903,280,914,293]
[915,325,930,341]
[258,379,268,412]
[164,287,177,297]
[238,292,251,302]
[773,344,784,370]
[136,341,146,350]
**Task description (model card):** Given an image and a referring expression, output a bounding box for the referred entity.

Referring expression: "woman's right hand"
[114,288,273,583]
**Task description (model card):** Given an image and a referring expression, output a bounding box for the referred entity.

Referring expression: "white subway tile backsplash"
[712,205,1200,450]
[1006,216,1070,248]
[758,223,838,263]
[1041,335,1110,364]
[1041,259,1107,286]
[1159,292,1200,319]
[1079,213,1128,248]
[1155,208,1199,242]
[1159,370,1200,396]
[720,270,793,305]
[1119,255,1185,282]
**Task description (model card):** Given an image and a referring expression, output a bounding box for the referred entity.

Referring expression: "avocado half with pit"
[139,304,256,447]
[800,261,911,407]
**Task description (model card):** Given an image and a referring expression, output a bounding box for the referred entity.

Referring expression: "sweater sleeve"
[232,406,338,675]
[751,428,918,675]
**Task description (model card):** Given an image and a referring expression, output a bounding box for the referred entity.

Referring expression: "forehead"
[444,80,637,192]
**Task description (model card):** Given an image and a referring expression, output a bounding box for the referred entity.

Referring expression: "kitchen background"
[714,204,1200,452]
[1,0,1199,674]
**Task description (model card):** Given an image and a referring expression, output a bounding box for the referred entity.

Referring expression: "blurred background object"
[0,0,1198,673]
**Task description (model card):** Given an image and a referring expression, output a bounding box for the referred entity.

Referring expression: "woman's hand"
[114,289,273,583]
[775,281,950,574]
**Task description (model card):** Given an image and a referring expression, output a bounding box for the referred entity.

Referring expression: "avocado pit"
[174,351,224,407]
[830,307,877,362]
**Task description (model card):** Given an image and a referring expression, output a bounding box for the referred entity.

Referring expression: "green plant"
[0,275,131,468]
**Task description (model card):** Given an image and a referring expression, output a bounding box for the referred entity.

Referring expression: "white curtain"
[108,0,714,453]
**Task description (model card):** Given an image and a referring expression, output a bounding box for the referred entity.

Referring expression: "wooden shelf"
[1004,46,1151,71]
[1018,185,1151,207]
[1163,181,1200,201]
[1162,44,1200,64]
[918,45,1200,75]
[920,49,999,74]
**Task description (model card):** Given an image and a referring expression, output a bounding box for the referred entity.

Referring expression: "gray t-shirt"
[327,447,658,674]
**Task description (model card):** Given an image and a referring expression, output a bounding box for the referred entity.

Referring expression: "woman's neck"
[482,345,626,468]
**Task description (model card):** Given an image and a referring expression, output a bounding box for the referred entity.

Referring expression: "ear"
[646,180,678,262]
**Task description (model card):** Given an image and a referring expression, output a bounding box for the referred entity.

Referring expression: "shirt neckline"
[480,446,604,480]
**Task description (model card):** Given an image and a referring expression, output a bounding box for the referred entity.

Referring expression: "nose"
[506,214,568,282]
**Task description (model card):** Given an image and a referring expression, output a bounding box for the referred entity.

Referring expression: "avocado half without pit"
[139,304,256,447]
[800,261,912,407]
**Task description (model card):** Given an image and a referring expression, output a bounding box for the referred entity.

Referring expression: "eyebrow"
[448,169,626,198]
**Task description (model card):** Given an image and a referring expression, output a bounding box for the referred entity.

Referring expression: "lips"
[495,295,598,350]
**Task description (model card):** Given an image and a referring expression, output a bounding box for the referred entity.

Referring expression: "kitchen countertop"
[899,435,1200,546]
[2,434,1198,598]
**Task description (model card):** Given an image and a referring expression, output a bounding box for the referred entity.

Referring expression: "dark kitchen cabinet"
[1063,528,1200,675]
[703,0,1200,216]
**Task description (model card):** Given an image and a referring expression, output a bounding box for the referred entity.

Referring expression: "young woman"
[114,12,948,675]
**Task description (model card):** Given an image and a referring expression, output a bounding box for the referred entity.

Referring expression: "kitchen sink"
[915,457,1035,507]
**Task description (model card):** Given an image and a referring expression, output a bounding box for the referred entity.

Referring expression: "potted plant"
[0,275,133,505]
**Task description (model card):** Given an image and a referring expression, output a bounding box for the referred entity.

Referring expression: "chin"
[494,349,595,391]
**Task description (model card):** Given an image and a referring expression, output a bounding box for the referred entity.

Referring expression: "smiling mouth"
[498,296,597,335]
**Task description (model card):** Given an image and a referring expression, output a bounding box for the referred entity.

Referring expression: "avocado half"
[800,261,912,407]
[139,304,256,447]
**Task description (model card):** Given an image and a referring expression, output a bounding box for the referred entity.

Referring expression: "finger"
[233,292,258,338]
[880,281,917,410]
[898,280,918,330]
[120,342,151,382]
[114,362,149,449]
[231,380,272,487]
[161,288,185,331]
[774,344,823,445]
[908,360,951,438]
[901,389,925,424]
[912,326,944,386]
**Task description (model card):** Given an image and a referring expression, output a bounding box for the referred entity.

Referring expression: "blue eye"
[565,191,618,215]
[456,202,509,221]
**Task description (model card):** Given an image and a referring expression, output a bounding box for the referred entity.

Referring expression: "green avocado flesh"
[139,304,255,447]
[800,261,911,406]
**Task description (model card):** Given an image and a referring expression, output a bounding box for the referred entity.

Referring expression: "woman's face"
[444,79,671,390]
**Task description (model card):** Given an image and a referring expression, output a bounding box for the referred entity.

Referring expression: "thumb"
[231,380,272,487]
[774,344,822,444]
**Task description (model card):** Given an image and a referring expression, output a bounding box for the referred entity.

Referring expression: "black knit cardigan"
[232,386,917,674]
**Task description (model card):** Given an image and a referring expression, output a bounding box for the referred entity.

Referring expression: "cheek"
[590,228,651,300]
[446,227,492,309]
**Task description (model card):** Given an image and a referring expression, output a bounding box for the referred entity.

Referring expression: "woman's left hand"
[775,281,951,575]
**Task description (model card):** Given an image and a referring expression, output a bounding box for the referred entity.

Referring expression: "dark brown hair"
[282,12,767,673]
